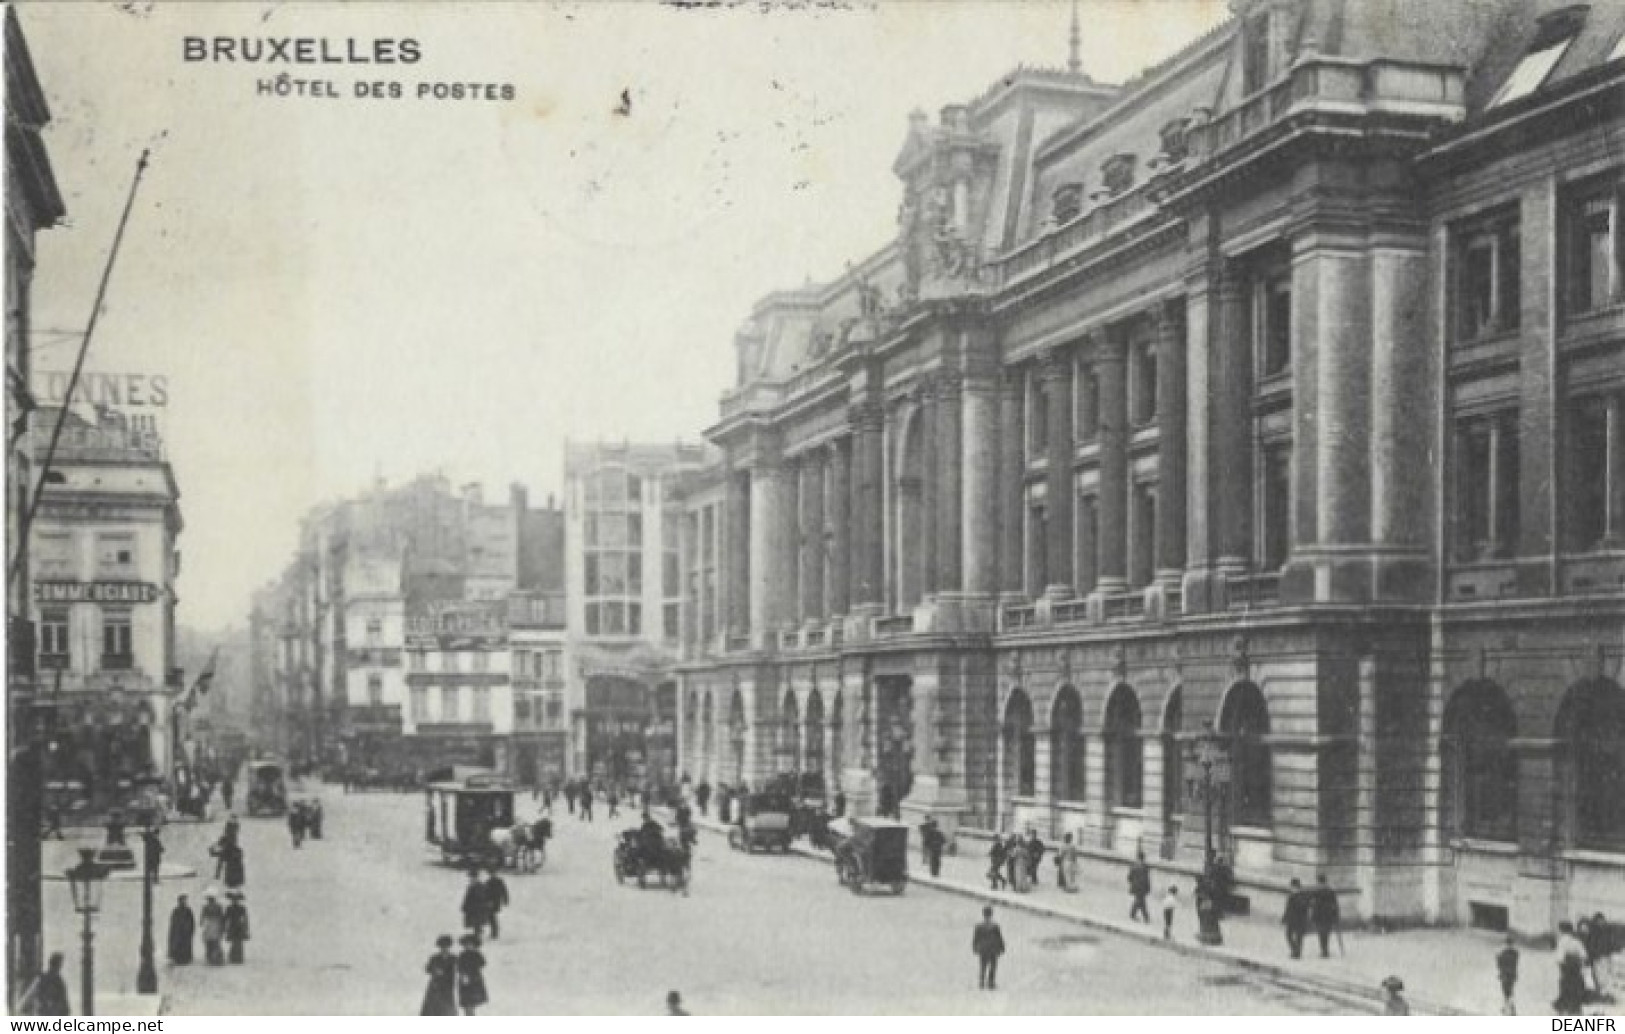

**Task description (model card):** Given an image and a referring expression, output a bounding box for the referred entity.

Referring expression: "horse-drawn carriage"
[832,817,909,895]
[245,759,288,817]
[425,774,549,872]
[612,821,689,891]
[727,791,794,853]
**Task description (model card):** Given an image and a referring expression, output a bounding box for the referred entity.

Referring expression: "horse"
[490,819,551,873]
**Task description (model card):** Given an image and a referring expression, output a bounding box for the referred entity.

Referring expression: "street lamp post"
[64,848,108,1016]
[1186,724,1229,946]
[136,827,162,994]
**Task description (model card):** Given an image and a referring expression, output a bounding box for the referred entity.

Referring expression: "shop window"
[1455,214,1521,340]
[1567,185,1621,315]
[1104,685,1144,809]
[1455,410,1521,561]
[1443,681,1517,841]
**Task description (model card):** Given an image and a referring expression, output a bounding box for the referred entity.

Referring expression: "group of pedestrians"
[420,867,511,1015]
[986,829,1049,892]
[166,811,252,968]
[1281,875,1342,959]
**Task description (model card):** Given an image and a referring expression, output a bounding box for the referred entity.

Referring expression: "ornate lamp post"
[64,848,108,1016]
[1185,723,1230,946]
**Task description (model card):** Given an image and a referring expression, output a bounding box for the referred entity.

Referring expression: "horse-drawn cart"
[832,817,909,895]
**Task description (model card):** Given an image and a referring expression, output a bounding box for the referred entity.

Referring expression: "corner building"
[675,0,1625,937]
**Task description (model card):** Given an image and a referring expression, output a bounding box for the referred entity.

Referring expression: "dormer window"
[1157,118,1191,163]
[1491,7,1587,108]
[1101,154,1136,197]
[1051,182,1084,224]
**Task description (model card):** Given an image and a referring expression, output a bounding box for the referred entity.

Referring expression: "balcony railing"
[1228,571,1281,609]
[1103,593,1145,622]
[804,626,827,649]
[1052,599,1090,626]
[873,614,914,639]
[1001,604,1038,632]
[779,629,801,651]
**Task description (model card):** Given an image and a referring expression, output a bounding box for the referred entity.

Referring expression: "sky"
[18,0,1228,630]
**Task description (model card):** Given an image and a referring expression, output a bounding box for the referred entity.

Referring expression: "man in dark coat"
[695,781,711,816]
[1128,853,1153,922]
[22,953,70,1015]
[421,935,458,1016]
[483,868,509,940]
[224,892,250,964]
[1282,878,1309,959]
[972,906,1006,990]
[288,803,306,848]
[167,894,196,964]
[461,869,489,938]
[919,817,946,878]
[1310,874,1340,957]
[1024,829,1047,886]
[219,840,245,890]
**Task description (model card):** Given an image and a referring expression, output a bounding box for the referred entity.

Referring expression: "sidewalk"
[667,808,1616,1017]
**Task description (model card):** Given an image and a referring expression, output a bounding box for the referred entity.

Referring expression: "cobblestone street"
[45,787,1353,1015]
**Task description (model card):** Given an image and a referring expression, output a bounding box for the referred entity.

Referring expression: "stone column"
[1042,348,1076,596]
[1214,262,1253,572]
[830,441,852,615]
[749,462,791,634]
[1182,273,1216,610]
[997,367,1027,597]
[784,458,803,623]
[1369,238,1432,599]
[1155,300,1188,582]
[920,382,940,598]
[726,469,751,634]
[851,403,886,608]
[800,453,824,620]
[1516,180,1556,596]
[963,363,1001,595]
[937,371,964,594]
[1097,329,1130,593]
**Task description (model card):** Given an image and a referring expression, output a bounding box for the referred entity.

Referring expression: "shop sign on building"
[33,580,162,604]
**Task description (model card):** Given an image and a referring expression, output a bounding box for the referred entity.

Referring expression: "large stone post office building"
[671,0,1625,936]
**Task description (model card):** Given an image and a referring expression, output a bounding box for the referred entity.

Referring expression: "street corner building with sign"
[25,403,184,816]
[665,0,1625,939]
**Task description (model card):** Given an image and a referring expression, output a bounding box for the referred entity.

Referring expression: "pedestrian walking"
[1579,912,1613,993]
[1496,934,1519,1015]
[564,781,577,816]
[483,867,509,940]
[457,934,488,1016]
[224,892,250,964]
[461,869,490,938]
[920,816,946,878]
[1024,829,1047,887]
[421,935,458,1016]
[1057,833,1079,893]
[833,789,846,818]
[696,781,711,817]
[973,906,1006,990]
[987,837,1008,891]
[221,776,235,812]
[1555,921,1589,1015]
[1283,878,1309,959]
[18,953,70,1016]
[1128,852,1152,920]
[288,803,306,848]
[219,839,245,890]
[1006,835,1029,893]
[308,800,324,839]
[581,786,595,822]
[666,990,689,1015]
[1310,874,1341,957]
[167,894,196,964]
[1161,885,1179,941]
[200,891,226,965]
[1381,976,1410,1015]
[607,785,621,819]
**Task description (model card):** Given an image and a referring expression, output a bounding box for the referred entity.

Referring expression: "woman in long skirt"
[457,934,488,1016]
[420,936,458,1016]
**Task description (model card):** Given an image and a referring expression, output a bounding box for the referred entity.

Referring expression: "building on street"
[671,0,1625,938]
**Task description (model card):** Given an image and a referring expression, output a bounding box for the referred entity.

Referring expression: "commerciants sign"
[33,580,162,605]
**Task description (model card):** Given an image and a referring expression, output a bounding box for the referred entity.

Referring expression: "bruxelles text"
[183,36,421,64]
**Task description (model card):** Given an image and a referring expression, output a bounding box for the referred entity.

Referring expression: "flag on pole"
[190,647,219,701]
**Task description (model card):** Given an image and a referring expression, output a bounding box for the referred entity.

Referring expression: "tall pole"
[7,149,152,589]
[136,868,154,994]
[78,909,93,1017]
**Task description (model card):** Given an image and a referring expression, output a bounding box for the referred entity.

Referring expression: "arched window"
[1220,682,1272,828]
[805,690,826,775]
[1442,682,1517,841]
[728,691,747,782]
[1004,690,1036,798]
[780,692,801,772]
[1557,680,1625,850]
[1162,687,1184,823]
[701,693,714,763]
[829,692,844,787]
[1051,686,1085,802]
[1105,685,1144,809]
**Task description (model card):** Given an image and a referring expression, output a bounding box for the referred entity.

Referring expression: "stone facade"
[672,0,1625,936]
